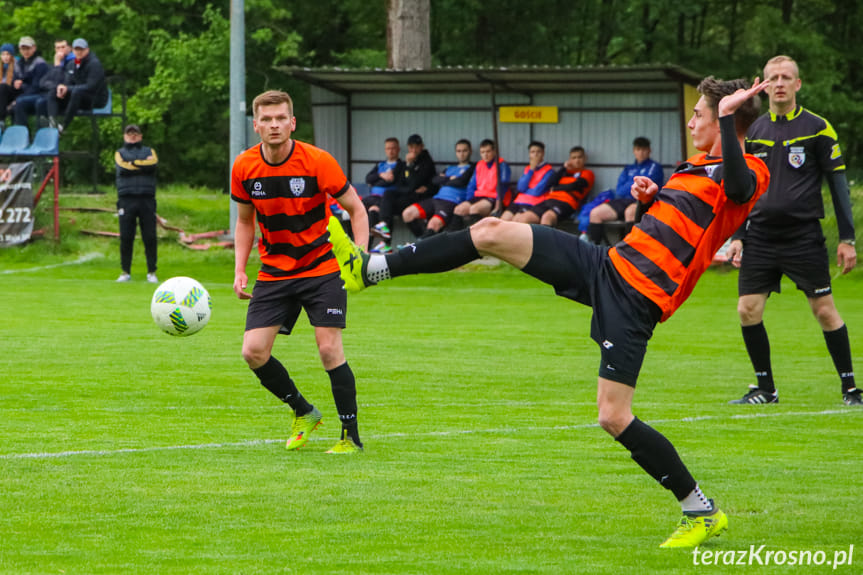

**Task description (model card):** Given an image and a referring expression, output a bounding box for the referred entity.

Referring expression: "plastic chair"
[0,125,30,155]
[17,128,59,156]
[90,88,112,115]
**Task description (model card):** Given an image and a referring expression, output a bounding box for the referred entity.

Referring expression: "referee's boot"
[728,385,778,405]
[843,388,863,406]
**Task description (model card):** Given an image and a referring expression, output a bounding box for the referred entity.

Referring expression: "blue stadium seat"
[0,125,29,155]
[91,88,112,115]
[17,128,60,157]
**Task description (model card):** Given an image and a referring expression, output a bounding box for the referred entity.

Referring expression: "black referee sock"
[327,362,361,446]
[615,417,697,501]
[742,322,775,393]
[252,356,313,414]
[823,324,856,393]
[385,228,480,277]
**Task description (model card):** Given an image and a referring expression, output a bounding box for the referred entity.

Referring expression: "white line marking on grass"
[0,252,103,274]
[0,409,857,461]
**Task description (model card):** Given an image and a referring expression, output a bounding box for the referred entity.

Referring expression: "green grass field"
[1,191,862,573]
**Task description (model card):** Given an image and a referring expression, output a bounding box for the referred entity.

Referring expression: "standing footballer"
[727,55,859,406]
[232,90,370,453]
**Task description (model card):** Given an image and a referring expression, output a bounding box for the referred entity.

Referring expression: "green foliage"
[1,0,861,188]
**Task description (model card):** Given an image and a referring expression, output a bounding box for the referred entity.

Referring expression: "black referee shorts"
[738,223,832,298]
[245,271,347,335]
[522,225,662,387]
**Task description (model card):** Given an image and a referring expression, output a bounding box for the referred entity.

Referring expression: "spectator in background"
[46,38,107,134]
[9,36,48,128]
[455,139,511,223]
[15,38,72,130]
[501,140,555,223]
[363,137,405,232]
[581,137,663,244]
[538,146,595,228]
[402,138,475,238]
[115,124,159,283]
[373,133,435,253]
[0,44,16,128]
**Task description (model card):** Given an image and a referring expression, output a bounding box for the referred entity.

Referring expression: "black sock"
[742,322,775,393]
[588,222,604,244]
[615,417,697,501]
[823,324,856,392]
[420,228,437,239]
[368,210,381,228]
[407,219,426,237]
[252,356,313,414]
[327,362,361,446]
[385,228,480,277]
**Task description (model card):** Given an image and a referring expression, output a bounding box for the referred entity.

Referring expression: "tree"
[388,0,431,69]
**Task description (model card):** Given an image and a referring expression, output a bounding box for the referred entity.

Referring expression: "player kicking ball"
[330,75,771,546]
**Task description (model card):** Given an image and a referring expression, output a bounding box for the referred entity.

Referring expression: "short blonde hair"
[764,55,799,79]
[252,90,294,118]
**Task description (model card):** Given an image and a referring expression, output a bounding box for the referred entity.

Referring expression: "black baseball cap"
[407,134,423,145]
[124,124,142,134]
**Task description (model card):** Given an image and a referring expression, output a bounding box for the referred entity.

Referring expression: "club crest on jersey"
[788,146,805,168]
[290,177,305,196]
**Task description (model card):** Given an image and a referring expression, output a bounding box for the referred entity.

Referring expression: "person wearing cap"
[14,39,73,130]
[7,36,48,128]
[46,38,107,134]
[115,124,159,283]
[373,133,436,252]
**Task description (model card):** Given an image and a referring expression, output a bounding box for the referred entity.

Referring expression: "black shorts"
[362,195,382,209]
[504,202,545,217]
[605,197,636,219]
[537,199,576,220]
[468,196,495,206]
[245,271,347,334]
[414,198,457,224]
[522,225,662,387]
[738,222,831,298]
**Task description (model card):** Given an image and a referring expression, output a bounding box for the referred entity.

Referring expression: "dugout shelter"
[283,65,702,194]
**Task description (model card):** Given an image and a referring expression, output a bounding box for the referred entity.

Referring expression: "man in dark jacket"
[373,133,436,252]
[9,36,48,128]
[115,124,159,283]
[15,38,72,129]
[46,38,108,134]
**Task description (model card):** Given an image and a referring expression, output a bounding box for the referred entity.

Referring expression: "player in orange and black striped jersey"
[232,90,370,454]
[351,77,770,546]
[726,55,859,406]
[537,146,595,228]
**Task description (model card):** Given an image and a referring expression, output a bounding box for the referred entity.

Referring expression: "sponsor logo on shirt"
[251,181,266,197]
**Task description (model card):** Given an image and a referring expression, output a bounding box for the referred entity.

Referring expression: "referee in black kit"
[726,55,859,406]
[115,124,160,283]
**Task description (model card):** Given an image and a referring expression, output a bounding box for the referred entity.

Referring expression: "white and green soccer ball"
[151,276,212,336]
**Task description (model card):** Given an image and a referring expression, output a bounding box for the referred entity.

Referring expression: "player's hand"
[718,77,770,117]
[415,186,428,194]
[380,170,394,182]
[727,239,744,268]
[233,272,252,299]
[837,243,857,275]
[631,175,658,203]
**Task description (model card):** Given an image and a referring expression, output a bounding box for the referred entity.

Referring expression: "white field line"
[0,252,103,274]
[0,409,856,461]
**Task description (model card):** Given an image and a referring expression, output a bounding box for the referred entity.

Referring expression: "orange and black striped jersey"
[609,153,770,322]
[231,140,350,281]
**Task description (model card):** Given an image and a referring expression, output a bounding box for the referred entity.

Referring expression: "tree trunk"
[782,0,793,25]
[388,0,431,69]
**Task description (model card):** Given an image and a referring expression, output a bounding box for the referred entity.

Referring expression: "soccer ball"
[151,276,212,336]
